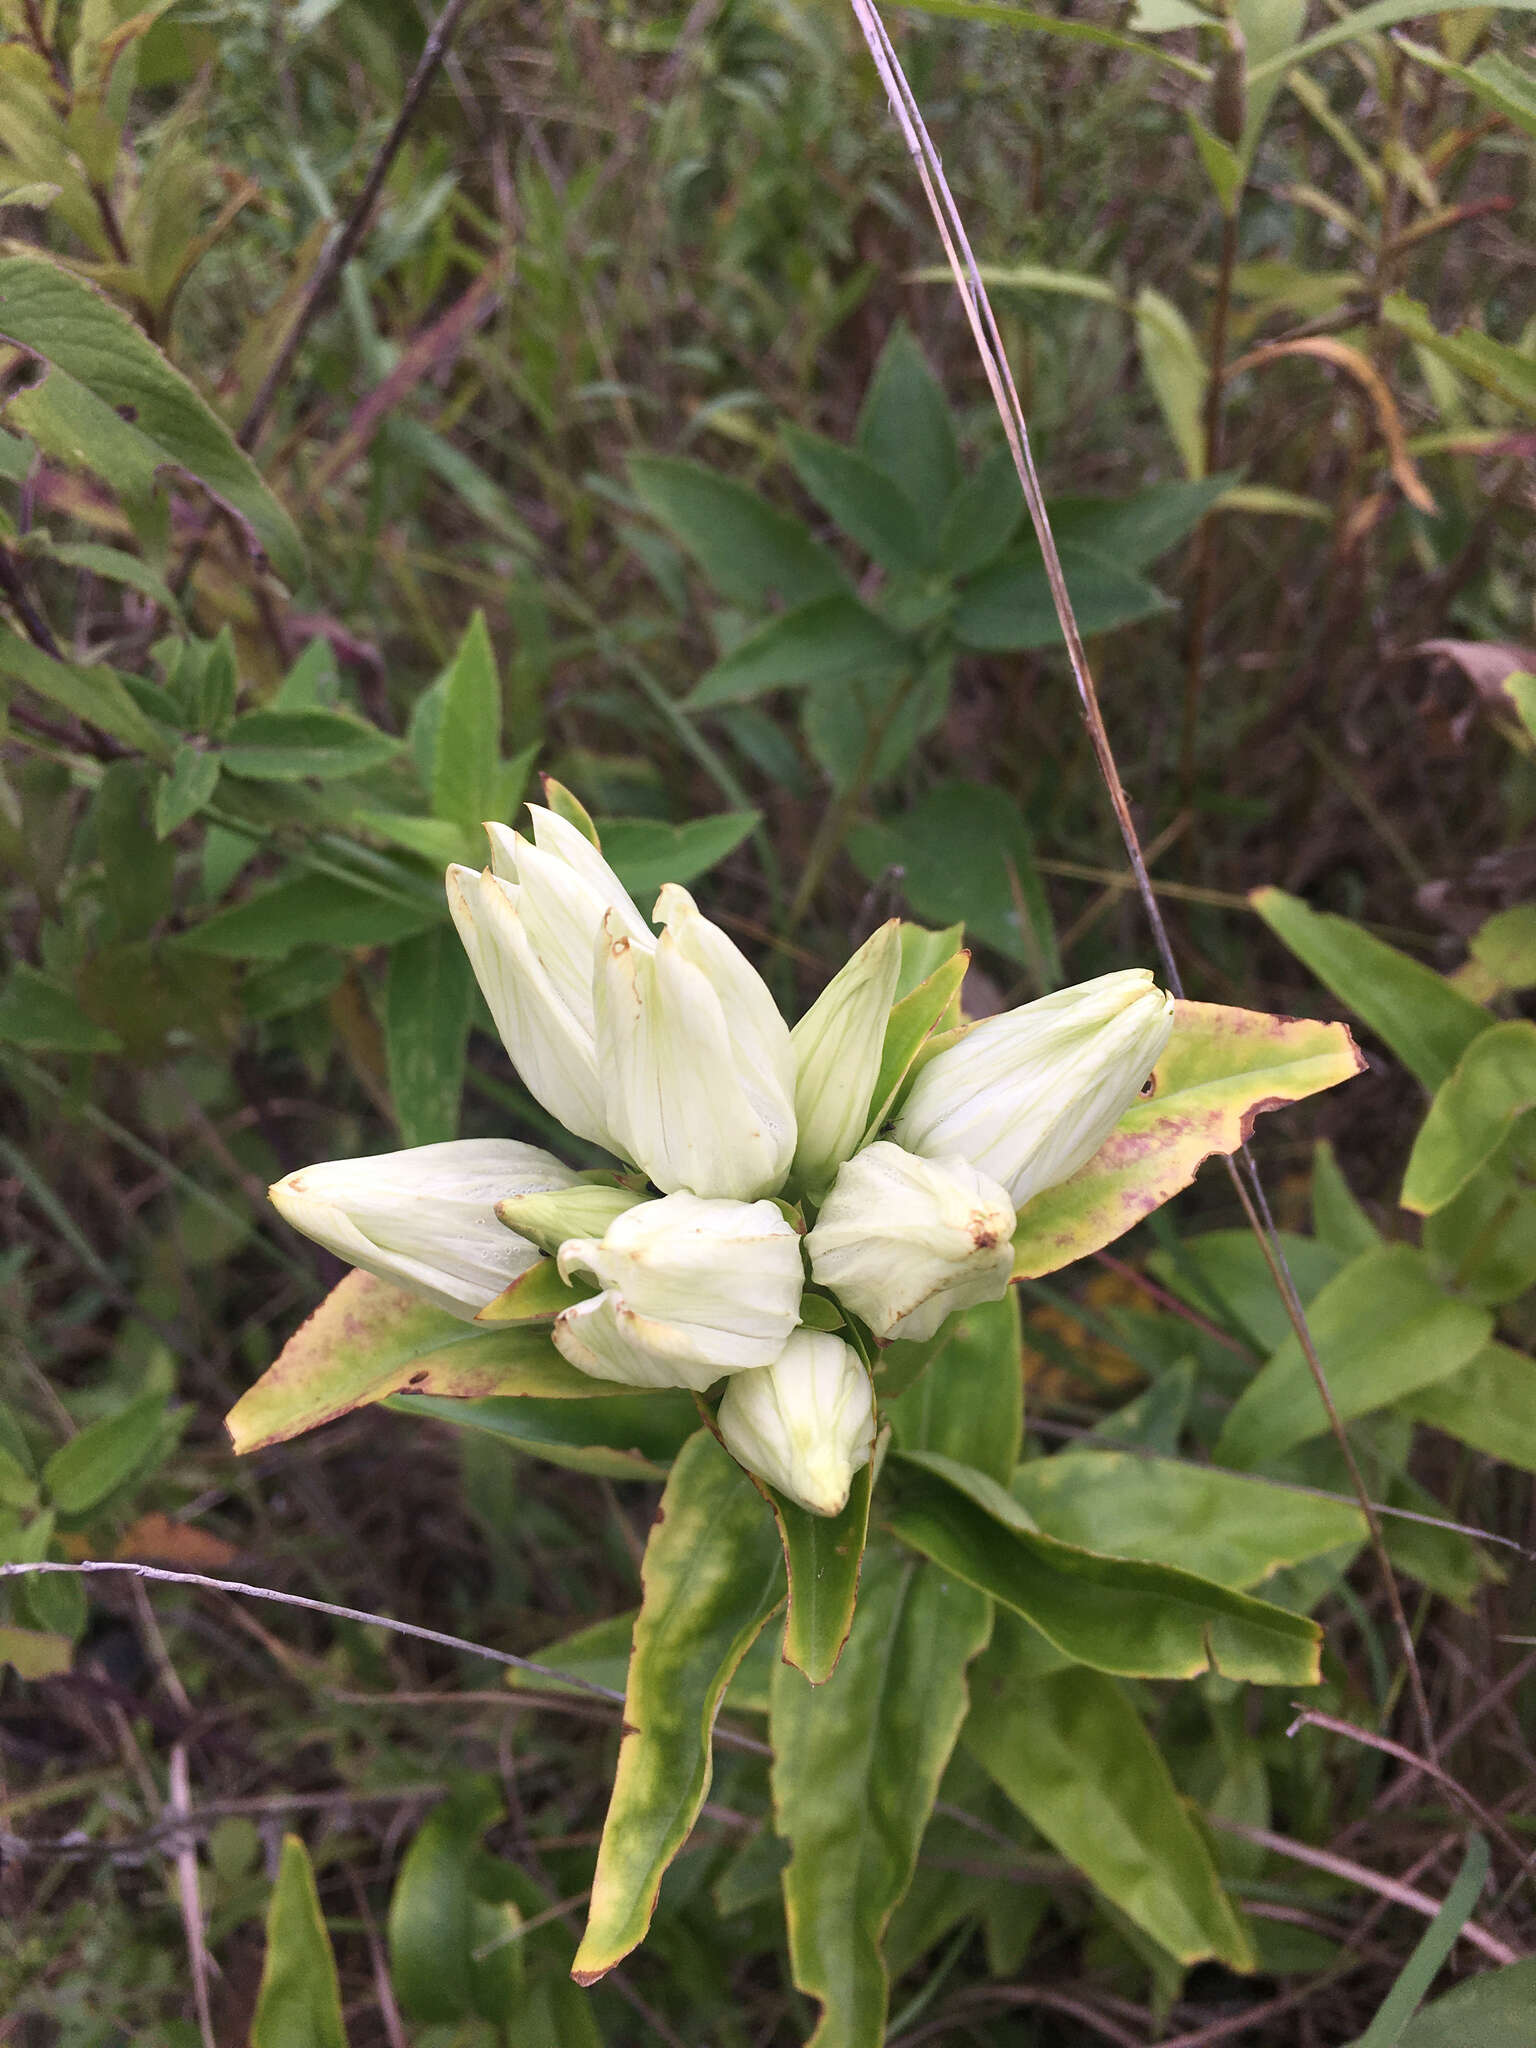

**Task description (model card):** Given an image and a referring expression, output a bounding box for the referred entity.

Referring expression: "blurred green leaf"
[0,1625,72,1679]
[687,593,909,710]
[1381,294,1536,419]
[251,1836,347,2048]
[573,1432,784,1980]
[1048,475,1232,568]
[43,1393,166,1515]
[952,544,1170,650]
[23,536,182,616]
[1424,1157,1536,1306]
[772,1548,992,2048]
[856,324,960,514]
[966,1636,1253,1967]
[388,1778,503,2022]
[783,425,932,573]
[1148,1228,1344,1353]
[180,871,440,959]
[1401,1022,1536,1215]
[1216,1246,1492,1468]
[1470,904,1536,993]
[1312,1139,1382,1257]
[629,454,843,609]
[386,925,471,1148]
[1011,1446,1364,1586]
[937,445,1024,577]
[1399,1343,1536,1476]
[0,253,303,587]
[888,1450,1323,1683]
[431,609,501,839]
[849,779,1057,978]
[506,1610,635,1700]
[0,628,172,761]
[220,709,402,782]
[95,760,174,938]
[862,947,968,1145]
[0,963,123,1053]
[598,810,759,899]
[1396,1957,1536,2046]
[154,744,220,838]
[403,1389,698,1480]
[1134,286,1208,475]
[1351,1833,1489,2048]
[1254,887,1492,1092]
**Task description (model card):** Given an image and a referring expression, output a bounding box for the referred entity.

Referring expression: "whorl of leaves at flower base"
[270,799,1177,1516]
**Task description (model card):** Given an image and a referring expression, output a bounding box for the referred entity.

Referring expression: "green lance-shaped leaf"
[1401,1021,1536,1216]
[769,1461,872,1685]
[0,253,303,588]
[965,1625,1254,1969]
[628,453,845,610]
[388,1779,522,2025]
[1010,1000,1364,1280]
[179,870,442,960]
[386,925,473,1149]
[1216,1245,1493,1469]
[572,1431,785,1982]
[430,610,501,843]
[886,1451,1322,1685]
[782,425,934,574]
[772,1547,993,2048]
[42,1393,167,1516]
[1401,1344,1536,1477]
[1010,1446,1365,1589]
[598,811,760,901]
[219,708,403,782]
[0,628,172,763]
[251,1836,348,2048]
[861,948,968,1142]
[397,1389,698,1482]
[1252,887,1491,1092]
[0,961,123,1054]
[225,1271,643,1455]
[885,1293,1023,1486]
[686,591,910,711]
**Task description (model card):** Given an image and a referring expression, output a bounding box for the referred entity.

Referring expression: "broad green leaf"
[1470,904,1536,993]
[1312,1139,1382,1257]
[0,253,303,587]
[783,425,932,573]
[225,1271,640,1455]
[886,1294,1022,1487]
[1216,1246,1493,1468]
[1399,1343,1536,1476]
[1254,887,1493,1091]
[1397,1957,1536,2047]
[0,962,122,1054]
[629,454,844,609]
[25,536,182,616]
[386,925,472,1148]
[476,1256,595,1323]
[886,1450,1322,1683]
[769,1461,872,1685]
[1401,1021,1536,1215]
[1048,475,1232,568]
[505,1611,635,1700]
[573,1432,784,1980]
[598,811,759,900]
[894,920,966,1002]
[937,445,1024,577]
[1134,287,1207,476]
[220,708,402,782]
[1010,1446,1364,1587]
[355,808,473,868]
[251,1836,347,2048]
[42,1393,166,1515]
[966,1636,1253,1968]
[952,544,1170,651]
[431,611,501,839]
[397,1389,698,1481]
[1424,1156,1536,1306]
[686,593,909,710]
[388,1778,507,2022]
[772,1548,992,2048]
[1010,1000,1364,1279]
[179,871,441,958]
[154,744,220,837]
[862,950,969,1140]
[0,628,172,762]
[848,779,1058,979]
[1381,294,1536,419]
[856,324,960,514]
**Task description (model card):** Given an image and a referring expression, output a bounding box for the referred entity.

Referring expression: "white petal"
[716,1331,875,1516]
[553,1293,736,1390]
[526,805,653,946]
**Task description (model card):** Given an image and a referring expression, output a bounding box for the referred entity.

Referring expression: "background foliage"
[2,0,1535,2039]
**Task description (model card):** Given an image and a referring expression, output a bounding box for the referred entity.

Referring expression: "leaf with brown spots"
[1010,1001,1363,1280]
[226,1270,636,1455]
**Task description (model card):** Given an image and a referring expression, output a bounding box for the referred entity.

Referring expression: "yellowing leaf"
[1010,1001,1364,1280]
[226,1270,636,1455]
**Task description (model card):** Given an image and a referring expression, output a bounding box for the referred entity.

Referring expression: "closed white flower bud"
[892,969,1175,1208]
[805,1141,1015,1343]
[269,1139,578,1319]
[483,805,652,1032]
[447,863,617,1153]
[717,1330,875,1517]
[595,884,797,1201]
[552,1192,805,1391]
[494,1183,645,1260]
[790,920,902,1193]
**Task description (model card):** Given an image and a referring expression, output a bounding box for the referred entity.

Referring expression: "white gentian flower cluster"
[270,798,1175,1517]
